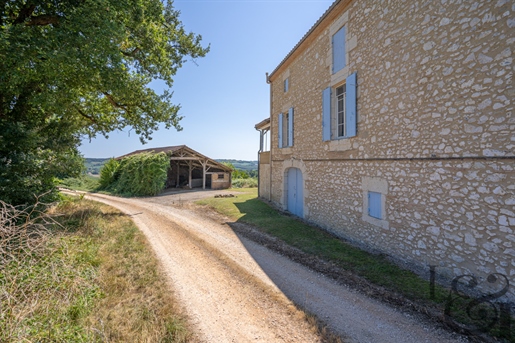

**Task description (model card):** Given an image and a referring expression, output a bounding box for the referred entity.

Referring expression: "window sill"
[327,139,352,151]
[279,147,293,154]
[362,213,389,230]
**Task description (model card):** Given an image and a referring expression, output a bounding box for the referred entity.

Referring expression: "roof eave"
[268,0,352,82]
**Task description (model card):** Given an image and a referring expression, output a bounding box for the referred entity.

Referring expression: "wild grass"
[0,196,189,342]
[59,175,100,192]
[196,188,514,342]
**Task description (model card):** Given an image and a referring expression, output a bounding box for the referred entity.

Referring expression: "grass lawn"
[197,188,514,342]
[1,196,189,342]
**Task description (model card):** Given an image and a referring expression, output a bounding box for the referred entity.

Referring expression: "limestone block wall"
[270,158,515,299]
[267,0,514,299]
[258,162,271,200]
[211,173,231,190]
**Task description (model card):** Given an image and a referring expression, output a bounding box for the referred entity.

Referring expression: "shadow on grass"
[225,197,514,342]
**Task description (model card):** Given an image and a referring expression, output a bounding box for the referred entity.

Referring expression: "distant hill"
[85,158,258,175]
[85,158,109,175]
[216,159,258,172]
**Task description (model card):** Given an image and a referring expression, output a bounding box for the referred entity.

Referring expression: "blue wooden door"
[287,168,304,217]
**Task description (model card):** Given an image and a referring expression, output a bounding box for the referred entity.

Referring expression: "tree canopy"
[0,0,209,205]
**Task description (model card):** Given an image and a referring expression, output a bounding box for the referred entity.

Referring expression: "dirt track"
[76,190,470,343]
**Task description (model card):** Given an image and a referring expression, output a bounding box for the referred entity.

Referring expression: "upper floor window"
[336,84,346,138]
[332,26,346,74]
[322,72,357,141]
[284,78,289,92]
[278,107,294,148]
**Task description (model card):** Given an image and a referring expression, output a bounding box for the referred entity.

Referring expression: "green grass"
[197,189,437,299]
[1,196,189,342]
[59,175,100,192]
[196,189,514,342]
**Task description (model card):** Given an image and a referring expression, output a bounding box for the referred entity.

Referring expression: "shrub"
[109,152,169,196]
[99,158,120,189]
[232,177,257,188]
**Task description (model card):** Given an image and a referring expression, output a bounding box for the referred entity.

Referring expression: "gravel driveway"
[76,190,470,343]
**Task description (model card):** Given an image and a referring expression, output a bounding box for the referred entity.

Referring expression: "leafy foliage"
[232,178,258,188]
[0,0,208,206]
[217,159,258,172]
[101,152,169,196]
[99,158,119,189]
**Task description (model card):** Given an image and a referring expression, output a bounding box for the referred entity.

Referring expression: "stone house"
[256,0,514,299]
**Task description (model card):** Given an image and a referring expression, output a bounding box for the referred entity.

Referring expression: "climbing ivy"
[100,152,169,196]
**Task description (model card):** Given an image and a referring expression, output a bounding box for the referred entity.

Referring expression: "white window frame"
[334,83,346,139]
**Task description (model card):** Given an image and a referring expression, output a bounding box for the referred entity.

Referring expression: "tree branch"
[13,4,36,25]
[121,47,140,57]
[103,92,131,109]
[75,107,98,125]
[25,15,60,26]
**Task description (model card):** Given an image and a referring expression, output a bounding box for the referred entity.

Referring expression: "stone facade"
[211,172,232,190]
[263,0,514,300]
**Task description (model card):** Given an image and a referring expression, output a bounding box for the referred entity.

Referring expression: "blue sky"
[79,0,333,160]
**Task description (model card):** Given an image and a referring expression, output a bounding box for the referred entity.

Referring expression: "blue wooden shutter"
[368,191,382,219]
[278,113,283,148]
[332,26,346,74]
[322,87,331,141]
[346,72,357,137]
[288,107,294,147]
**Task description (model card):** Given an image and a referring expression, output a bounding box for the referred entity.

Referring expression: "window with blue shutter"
[345,72,357,137]
[322,87,331,141]
[278,113,283,148]
[288,107,294,147]
[368,191,382,219]
[332,26,346,74]
[322,72,357,141]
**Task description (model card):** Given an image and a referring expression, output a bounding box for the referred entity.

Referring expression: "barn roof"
[116,145,233,172]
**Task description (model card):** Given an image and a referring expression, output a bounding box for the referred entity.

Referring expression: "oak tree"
[0,0,208,205]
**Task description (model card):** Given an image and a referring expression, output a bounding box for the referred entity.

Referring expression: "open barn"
[117,145,233,190]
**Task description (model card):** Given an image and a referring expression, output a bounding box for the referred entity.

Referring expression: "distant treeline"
[216,159,257,172]
[85,158,258,175]
[85,158,109,174]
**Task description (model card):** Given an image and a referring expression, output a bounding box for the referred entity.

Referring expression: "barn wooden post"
[176,161,180,187]
[202,160,207,190]
[188,161,192,189]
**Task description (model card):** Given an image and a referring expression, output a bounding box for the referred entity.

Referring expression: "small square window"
[218,174,225,179]
[368,191,382,219]
[284,78,289,92]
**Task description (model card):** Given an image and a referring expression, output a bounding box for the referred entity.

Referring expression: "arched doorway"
[286,168,304,217]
